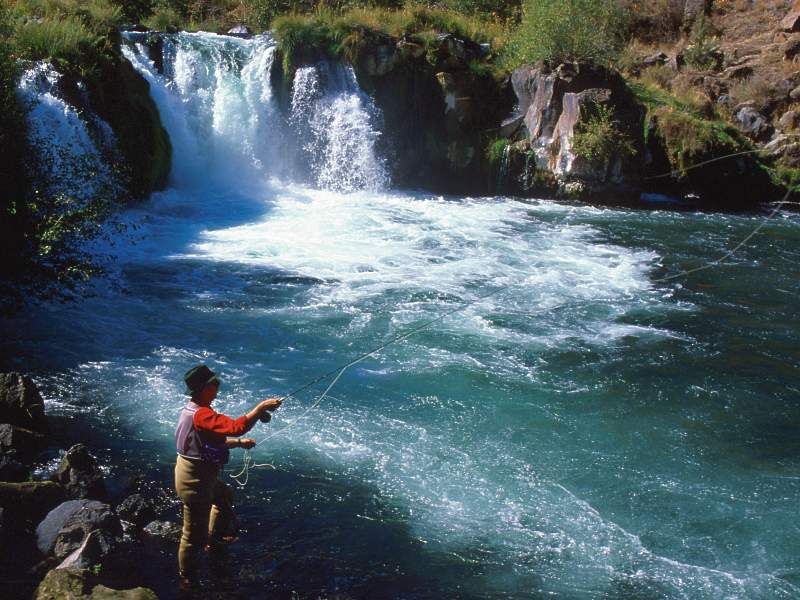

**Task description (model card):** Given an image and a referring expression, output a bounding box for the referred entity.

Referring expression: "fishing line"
[231,153,795,487]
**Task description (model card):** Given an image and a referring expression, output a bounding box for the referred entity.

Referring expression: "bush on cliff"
[572,102,637,165]
[503,0,629,67]
[272,3,506,77]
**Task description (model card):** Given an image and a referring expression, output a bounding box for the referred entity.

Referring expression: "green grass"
[272,3,508,78]
[8,0,123,76]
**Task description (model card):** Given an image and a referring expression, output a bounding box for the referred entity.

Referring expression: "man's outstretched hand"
[239,438,256,449]
[259,397,282,413]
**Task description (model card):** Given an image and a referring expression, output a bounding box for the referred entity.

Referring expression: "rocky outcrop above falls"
[498,62,645,202]
[271,31,514,193]
[353,34,513,192]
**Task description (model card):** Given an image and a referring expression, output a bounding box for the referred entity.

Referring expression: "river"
[2,31,799,599]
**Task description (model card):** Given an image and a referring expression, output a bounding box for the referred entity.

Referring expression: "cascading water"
[5,29,799,600]
[16,62,120,202]
[121,31,387,192]
[290,61,388,191]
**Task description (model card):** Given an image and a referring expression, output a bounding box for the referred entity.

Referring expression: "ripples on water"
[3,30,800,600]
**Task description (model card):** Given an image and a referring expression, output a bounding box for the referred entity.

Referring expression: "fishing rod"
[231,148,796,486]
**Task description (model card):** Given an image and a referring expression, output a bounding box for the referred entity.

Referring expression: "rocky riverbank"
[0,372,177,599]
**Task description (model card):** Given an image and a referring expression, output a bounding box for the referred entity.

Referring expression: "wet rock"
[396,39,425,59]
[0,423,45,456]
[227,24,252,37]
[121,24,149,33]
[359,44,400,77]
[782,0,800,33]
[51,444,107,500]
[733,105,774,141]
[0,372,47,431]
[0,481,65,522]
[508,62,644,197]
[144,34,164,76]
[36,567,159,600]
[89,584,158,600]
[116,494,156,528]
[143,519,181,542]
[56,529,115,570]
[37,499,122,557]
[35,567,90,600]
[0,452,30,481]
[435,33,481,70]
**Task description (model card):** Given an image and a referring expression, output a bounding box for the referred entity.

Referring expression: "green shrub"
[683,14,719,70]
[486,137,510,167]
[503,0,629,68]
[572,102,636,165]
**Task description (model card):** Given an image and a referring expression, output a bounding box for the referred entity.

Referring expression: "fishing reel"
[259,411,272,423]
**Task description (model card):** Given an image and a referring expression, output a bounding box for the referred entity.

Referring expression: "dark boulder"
[434,34,482,70]
[0,452,30,481]
[116,494,157,528]
[56,528,115,569]
[51,444,108,501]
[144,33,164,76]
[35,567,90,600]
[0,423,46,457]
[0,481,65,523]
[357,43,400,77]
[143,519,181,543]
[0,372,47,431]
[89,584,159,599]
[36,499,122,558]
[86,54,172,198]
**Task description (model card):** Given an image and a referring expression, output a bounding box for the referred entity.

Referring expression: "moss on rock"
[86,53,171,198]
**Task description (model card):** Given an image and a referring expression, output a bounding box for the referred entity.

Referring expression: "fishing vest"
[175,401,230,465]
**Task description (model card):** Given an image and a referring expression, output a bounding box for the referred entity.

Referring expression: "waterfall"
[496,143,511,193]
[120,31,388,192]
[121,31,284,189]
[16,62,120,203]
[289,61,388,192]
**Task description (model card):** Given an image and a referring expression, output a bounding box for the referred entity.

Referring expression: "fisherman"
[175,364,281,590]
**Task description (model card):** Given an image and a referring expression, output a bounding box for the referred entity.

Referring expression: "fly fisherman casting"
[174,364,281,591]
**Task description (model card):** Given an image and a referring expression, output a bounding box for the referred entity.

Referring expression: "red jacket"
[193,406,248,436]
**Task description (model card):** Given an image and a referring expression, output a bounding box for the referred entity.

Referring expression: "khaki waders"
[174,453,235,579]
